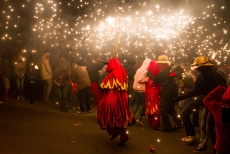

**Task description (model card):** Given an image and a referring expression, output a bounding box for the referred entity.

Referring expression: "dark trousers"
[180,98,202,136]
[30,83,35,104]
[78,87,91,112]
[132,92,145,119]
[160,97,182,129]
[56,85,68,111]
[30,82,39,104]
[16,77,24,97]
[107,127,128,141]
[198,107,216,148]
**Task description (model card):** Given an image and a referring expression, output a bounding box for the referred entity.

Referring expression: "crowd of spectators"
[1,43,230,152]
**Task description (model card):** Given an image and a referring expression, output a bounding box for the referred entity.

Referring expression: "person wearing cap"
[175,65,203,144]
[38,52,53,104]
[147,55,183,132]
[173,56,226,153]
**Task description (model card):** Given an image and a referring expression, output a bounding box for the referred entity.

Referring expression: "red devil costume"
[145,60,168,129]
[203,86,230,154]
[97,57,132,145]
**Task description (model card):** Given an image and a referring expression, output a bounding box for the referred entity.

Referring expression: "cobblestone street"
[0,98,213,154]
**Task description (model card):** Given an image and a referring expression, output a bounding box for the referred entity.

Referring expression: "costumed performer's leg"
[117,128,129,146]
[151,114,161,129]
[107,127,119,141]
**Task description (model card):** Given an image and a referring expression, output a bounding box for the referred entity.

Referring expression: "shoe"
[77,111,86,114]
[45,100,52,104]
[131,118,136,124]
[181,136,188,141]
[110,134,119,141]
[161,128,173,133]
[136,119,145,126]
[193,146,207,152]
[195,127,201,138]
[21,97,25,101]
[184,135,196,143]
[118,138,129,146]
[173,125,184,130]
[152,127,161,130]
[17,96,20,101]
[4,98,9,102]
[86,110,92,113]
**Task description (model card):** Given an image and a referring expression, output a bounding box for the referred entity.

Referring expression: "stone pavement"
[0,98,214,154]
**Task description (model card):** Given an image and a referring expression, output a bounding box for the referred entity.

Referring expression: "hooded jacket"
[203,86,230,153]
[100,58,127,90]
[133,58,151,92]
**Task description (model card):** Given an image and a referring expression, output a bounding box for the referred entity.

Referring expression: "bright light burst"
[1,0,230,63]
[31,0,196,59]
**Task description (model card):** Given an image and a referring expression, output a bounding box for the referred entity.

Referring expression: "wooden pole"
[115,20,120,58]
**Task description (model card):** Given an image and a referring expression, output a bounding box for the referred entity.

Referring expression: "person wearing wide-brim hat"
[147,55,183,132]
[155,55,171,65]
[173,56,226,153]
[191,56,214,69]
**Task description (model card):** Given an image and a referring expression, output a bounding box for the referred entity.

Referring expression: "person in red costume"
[145,60,168,129]
[97,57,133,146]
[203,85,230,154]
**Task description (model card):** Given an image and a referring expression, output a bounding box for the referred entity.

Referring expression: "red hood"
[222,86,230,104]
[101,57,128,90]
[148,60,169,76]
[106,58,121,73]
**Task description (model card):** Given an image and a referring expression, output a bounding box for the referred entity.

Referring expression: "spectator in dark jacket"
[71,61,92,114]
[27,65,39,104]
[173,56,226,101]
[147,55,183,132]
[173,56,226,153]
[53,62,69,113]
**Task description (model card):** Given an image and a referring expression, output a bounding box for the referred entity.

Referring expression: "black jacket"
[173,66,226,102]
[147,67,178,99]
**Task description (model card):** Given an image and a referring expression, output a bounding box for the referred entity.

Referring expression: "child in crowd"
[69,79,78,111]
[27,65,38,104]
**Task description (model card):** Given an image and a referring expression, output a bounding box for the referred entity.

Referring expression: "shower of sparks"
[1,0,230,64]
